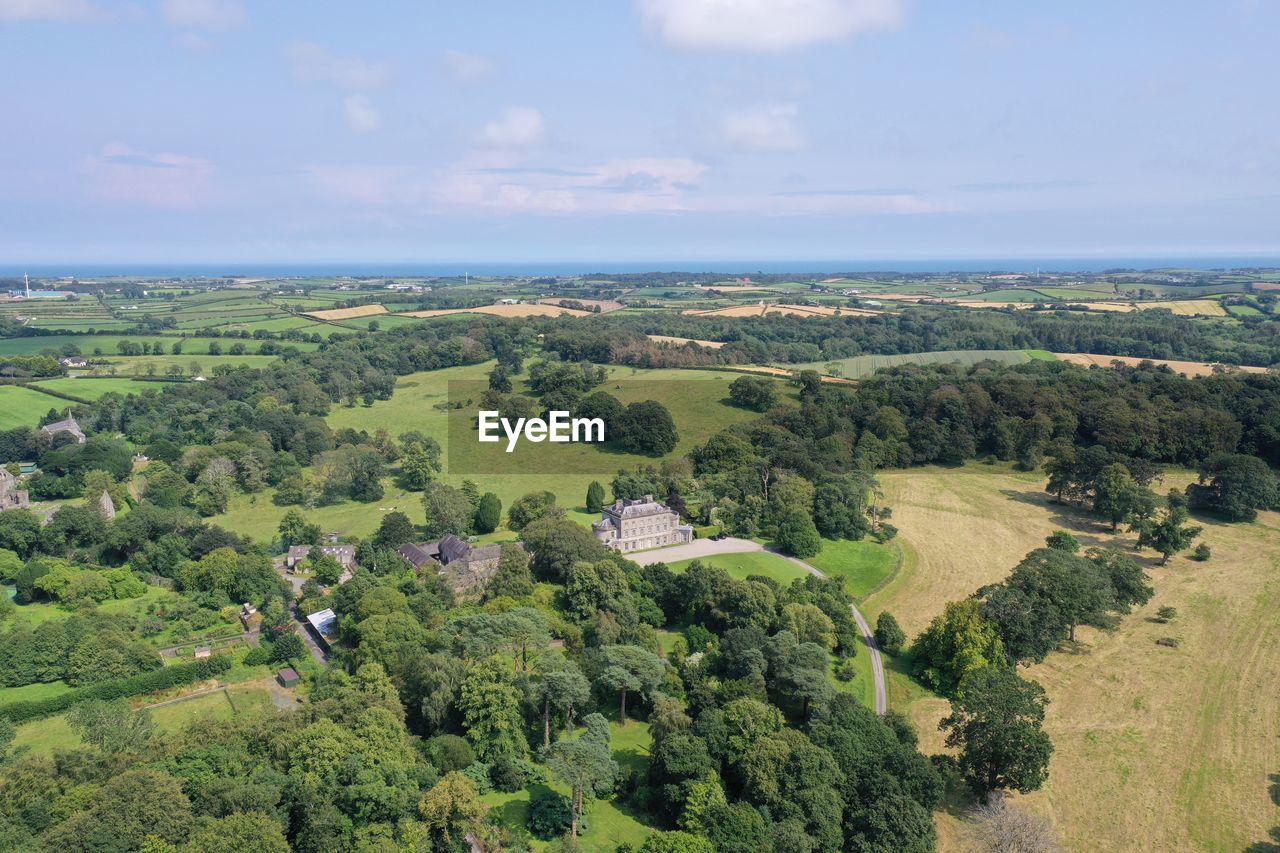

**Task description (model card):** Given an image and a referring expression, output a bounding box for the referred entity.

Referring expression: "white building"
[592,495,693,553]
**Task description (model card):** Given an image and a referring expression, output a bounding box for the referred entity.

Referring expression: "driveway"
[638,537,888,715]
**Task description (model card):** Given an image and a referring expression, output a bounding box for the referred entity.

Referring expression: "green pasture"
[0,385,68,429]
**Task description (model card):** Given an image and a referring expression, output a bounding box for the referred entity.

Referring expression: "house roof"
[437,533,473,564]
[306,608,337,636]
[278,667,300,680]
[397,542,439,568]
[603,495,672,519]
[41,415,84,437]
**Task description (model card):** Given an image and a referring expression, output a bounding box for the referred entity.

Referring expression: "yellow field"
[303,304,389,320]
[1054,353,1271,377]
[402,303,591,319]
[537,298,622,312]
[646,334,725,349]
[863,464,1280,852]
[1149,300,1229,317]
[682,303,880,319]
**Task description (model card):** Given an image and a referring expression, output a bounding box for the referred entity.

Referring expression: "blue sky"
[2,0,1279,265]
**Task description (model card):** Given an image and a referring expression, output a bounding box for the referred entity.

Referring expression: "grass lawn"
[0,680,73,705]
[12,714,79,755]
[146,685,274,733]
[0,385,67,430]
[863,461,1280,851]
[4,584,176,630]
[805,539,898,600]
[666,551,809,585]
[30,377,151,399]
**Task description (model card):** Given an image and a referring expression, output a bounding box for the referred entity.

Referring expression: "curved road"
[640,537,888,715]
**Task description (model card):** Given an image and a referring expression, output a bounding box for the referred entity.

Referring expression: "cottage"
[0,469,30,510]
[593,495,692,553]
[41,414,85,444]
[397,534,506,594]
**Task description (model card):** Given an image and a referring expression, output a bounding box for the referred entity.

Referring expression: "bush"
[1192,542,1211,561]
[835,660,856,682]
[242,645,271,666]
[1155,606,1177,623]
[489,757,530,793]
[429,734,475,772]
[460,761,493,794]
[527,789,576,840]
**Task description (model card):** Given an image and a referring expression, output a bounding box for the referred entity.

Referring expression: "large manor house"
[593,495,692,553]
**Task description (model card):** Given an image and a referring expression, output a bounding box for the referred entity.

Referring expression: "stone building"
[41,414,85,444]
[0,468,30,510]
[593,494,692,553]
[398,533,505,595]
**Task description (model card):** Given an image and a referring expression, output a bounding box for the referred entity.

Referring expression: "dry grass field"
[536,297,623,312]
[303,303,389,320]
[402,303,591,319]
[682,303,880,319]
[646,334,725,349]
[862,464,1280,852]
[1055,352,1271,377]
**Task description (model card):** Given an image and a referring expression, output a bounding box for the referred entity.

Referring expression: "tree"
[422,483,474,539]
[484,543,534,600]
[418,772,487,849]
[546,714,618,839]
[457,657,528,761]
[941,667,1053,801]
[67,699,156,753]
[507,490,559,531]
[473,492,502,534]
[373,510,416,549]
[969,796,1060,853]
[585,480,606,514]
[728,376,779,412]
[1092,463,1152,531]
[913,599,1007,696]
[278,509,321,548]
[398,432,442,490]
[43,769,194,852]
[616,400,678,455]
[638,832,715,853]
[271,631,306,663]
[874,611,907,655]
[193,457,236,516]
[1187,453,1279,521]
[1135,504,1202,565]
[533,660,592,747]
[775,508,821,558]
[179,812,290,853]
[597,644,666,724]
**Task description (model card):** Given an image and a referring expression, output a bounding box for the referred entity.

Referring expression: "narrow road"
[639,537,888,715]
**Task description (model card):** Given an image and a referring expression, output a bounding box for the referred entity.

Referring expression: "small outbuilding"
[193,646,212,659]
[277,667,301,687]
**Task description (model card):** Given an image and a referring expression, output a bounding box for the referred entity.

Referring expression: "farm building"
[397,534,506,595]
[305,609,337,650]
[277,667,300,687]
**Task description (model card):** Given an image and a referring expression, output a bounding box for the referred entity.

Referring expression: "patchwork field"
[682,303,881,319]
[1054,353,1271,377]
[794,349,1045,379]
[303,304,388,320]
[861,463,1280,852]
[402,303,592,319]
[645,334,725,349]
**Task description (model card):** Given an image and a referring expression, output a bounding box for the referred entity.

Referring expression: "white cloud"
[478,107,547,148]
[443,49,496,82]
[81,143,213,208]
[343,95,381,133]
[721,103,807,152]
[0,0,98,22]
[638,0,905,52]
[286,42,390,91]
[161,0,243,30]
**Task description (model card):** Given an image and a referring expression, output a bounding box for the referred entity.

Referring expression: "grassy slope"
[862,462,1280,852]
[213,362,763,543]
[666,551,810,585]
[805,539,898,600]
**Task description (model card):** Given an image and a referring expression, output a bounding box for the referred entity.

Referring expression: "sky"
[2,0,1279,267]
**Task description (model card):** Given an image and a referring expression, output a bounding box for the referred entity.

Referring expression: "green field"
[0,385,69,429]
[795,349,1040,379]
[805,538,898,599]
[0,680,74,706]
[666,550,810,584]
[31,377,152,399]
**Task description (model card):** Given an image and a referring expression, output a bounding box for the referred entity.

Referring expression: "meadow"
[794,349,1047,379]
[860,462,1280,852]
[0,385,69,429]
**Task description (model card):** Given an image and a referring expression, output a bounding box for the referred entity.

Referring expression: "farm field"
[794,349,1044,379]
[683,303,881,319]
[1054,352,1271,376]
[0,385,69,429]
[401,303,592,319]
[30,377,153,399]
[645,334,725,349]
[861,463,1280,852]
[303,304,388,321]
[0,334,316,357]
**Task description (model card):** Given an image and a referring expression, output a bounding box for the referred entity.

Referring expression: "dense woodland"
[0,308,1278,851]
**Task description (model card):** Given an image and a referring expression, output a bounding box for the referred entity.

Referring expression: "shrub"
[429,734,476,773]
[489,757,529,793]
[460,761,493,794]
[835,660,856,682]
[527,789,576,840]
[1192,542,1211,561]
[1155,606,1177,623]
[242,645,271,666]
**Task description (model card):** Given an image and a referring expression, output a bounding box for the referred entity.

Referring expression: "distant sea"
[7,258,1280,278]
